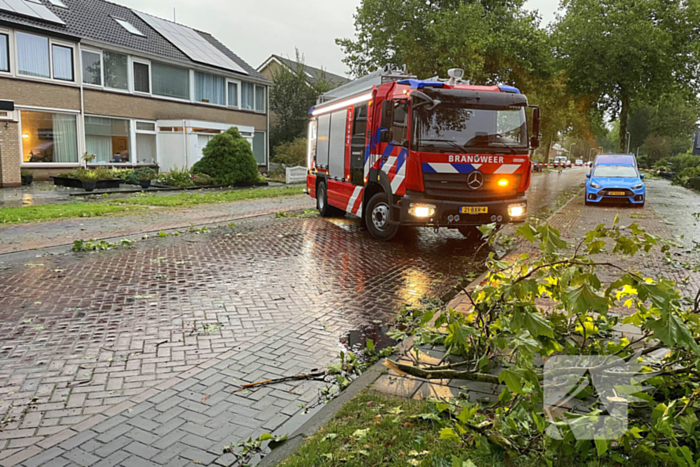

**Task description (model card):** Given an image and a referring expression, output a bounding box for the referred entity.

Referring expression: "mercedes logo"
[467,171,484,190]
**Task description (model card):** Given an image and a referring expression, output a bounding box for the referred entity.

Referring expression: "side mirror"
[640,174,646,179]
[381,100,394,129]
[529,106,540,150]
[586,174,591,179]
[379,128,393,144]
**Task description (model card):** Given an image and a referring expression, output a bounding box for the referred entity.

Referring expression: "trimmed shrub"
[272,138,307,167]
[157,166,194,188]
[192,127,260,186]
[192,173,216,186]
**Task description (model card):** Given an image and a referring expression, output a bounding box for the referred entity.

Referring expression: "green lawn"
[0,186,306,225]
[278,391,506,467]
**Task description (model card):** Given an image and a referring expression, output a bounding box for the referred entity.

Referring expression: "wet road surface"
[0,168,588,466]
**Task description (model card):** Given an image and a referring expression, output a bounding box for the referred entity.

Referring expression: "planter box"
[51,177,122,189]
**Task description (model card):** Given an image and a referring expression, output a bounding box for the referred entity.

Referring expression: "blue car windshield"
[593,165,638,178]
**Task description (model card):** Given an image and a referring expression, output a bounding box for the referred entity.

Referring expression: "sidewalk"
[0,194,314,255]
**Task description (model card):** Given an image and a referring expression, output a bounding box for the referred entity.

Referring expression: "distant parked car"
[586,163,646,207]
[575,159,583,166]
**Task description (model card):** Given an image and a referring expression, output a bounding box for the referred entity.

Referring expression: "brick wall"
[0,121,21,187]
[84,90,267,131]
[0,79,81,110]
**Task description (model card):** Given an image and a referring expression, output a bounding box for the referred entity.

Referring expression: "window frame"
[193,70,226,107]
[15,32,77,84]
[133,119,158,166]
[51,43,74,82]
[102,49,129,93]
[18,106,82,168]
[81,47,104,88]
[84,114,133,166]
[112,17,145,37]
[151,61,192,102]
[226,78,241,109]
[0,30,10,74]
[254,84,266,113]
[130,57,151,95]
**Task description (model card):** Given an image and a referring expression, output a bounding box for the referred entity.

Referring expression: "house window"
[0,33,8,72]
[103,51,128,90]
[17,32,50,78]
[241,82,265,112]
[152,62,189,100]
[135,121,157,165]
[133,62,150,93]
[52,45,73,81]
[227,81,238,107]
[194,71,225,105]
[82,50,101,85]
[21,110,78,163]
[85,116,130,163]
[253,131,266,165]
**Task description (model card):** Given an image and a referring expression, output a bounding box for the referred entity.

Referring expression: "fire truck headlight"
[497,178,509,188]
[508,203,526,218]
[409,203,436,218]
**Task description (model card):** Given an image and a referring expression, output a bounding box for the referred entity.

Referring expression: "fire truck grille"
[423,173,520,202]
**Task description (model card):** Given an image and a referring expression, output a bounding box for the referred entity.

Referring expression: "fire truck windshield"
[412,105,527,154]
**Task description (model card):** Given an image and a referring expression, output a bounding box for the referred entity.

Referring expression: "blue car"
[585,163,646,207]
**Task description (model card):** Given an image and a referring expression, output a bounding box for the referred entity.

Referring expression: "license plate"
[608,191,626,196]
[461,207,488,215]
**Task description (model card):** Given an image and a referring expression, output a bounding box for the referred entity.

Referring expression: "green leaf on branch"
[511,308,554,338]
[439,427,461,442]
[595,438,609,457]
[499,368,524,394]
[564,284,609,316]
[645,313,700,354]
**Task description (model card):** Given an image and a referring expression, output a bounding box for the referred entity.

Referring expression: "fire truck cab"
[306,66,540,241]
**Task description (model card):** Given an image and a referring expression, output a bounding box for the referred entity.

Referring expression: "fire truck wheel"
[317,182,336,217]
[458,225,481,241]
[365,192,399,240]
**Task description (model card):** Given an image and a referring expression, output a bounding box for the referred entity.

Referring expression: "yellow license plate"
[461,207,488,214]
[608,191,626,196]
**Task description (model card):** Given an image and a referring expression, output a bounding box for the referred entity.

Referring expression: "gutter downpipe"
[78,42,86,167]
[183,119,188,169]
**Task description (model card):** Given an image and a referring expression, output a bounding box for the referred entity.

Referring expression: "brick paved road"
[0,169,589,466]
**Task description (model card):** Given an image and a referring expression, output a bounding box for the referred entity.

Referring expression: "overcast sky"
[116,0,560,78]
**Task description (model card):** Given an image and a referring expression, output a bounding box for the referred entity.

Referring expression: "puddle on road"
[339,322,396,355]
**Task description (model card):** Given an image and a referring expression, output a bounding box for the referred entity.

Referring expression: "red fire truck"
[306,66,540,240]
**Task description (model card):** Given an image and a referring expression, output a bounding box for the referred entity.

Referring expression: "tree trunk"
[619,94,630,153]
[544,138,552,165]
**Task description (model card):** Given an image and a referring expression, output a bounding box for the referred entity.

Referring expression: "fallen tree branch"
[234,370,328,392]
[384,359,501,384]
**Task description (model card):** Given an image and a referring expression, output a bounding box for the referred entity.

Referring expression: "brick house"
[257,54,350,87]
[0,0,270,187]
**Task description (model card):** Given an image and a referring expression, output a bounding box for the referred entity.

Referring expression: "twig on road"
[234,370,328,392]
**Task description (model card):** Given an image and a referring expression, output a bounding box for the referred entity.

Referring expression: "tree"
[337,0,551,85]
[554,0,700,152]
[192,128,260,186]
[271,138,307,167]
[269,51,338,152]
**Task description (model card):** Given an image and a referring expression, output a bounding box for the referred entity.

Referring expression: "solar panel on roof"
[134,11,247,75]
[0,0,65,25]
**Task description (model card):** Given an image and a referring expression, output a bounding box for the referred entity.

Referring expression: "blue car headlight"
[590,182,602,189]
[632,183,644,190]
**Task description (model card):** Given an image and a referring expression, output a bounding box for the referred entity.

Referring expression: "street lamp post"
[589,148,595,162]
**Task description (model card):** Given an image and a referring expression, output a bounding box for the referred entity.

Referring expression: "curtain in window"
[0,34,8,72]
[194,72,225,105]
[152,62,189,99]
[103,51,128,89]
[136,134,156,164]
[241,82,254,110]
[52,114,78,163]
[227,82,238,107]
[52,45,73,81]
[86,135,112,163]
[255,86,265,112]
[17,32,49,78]
[82,51,101,85]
